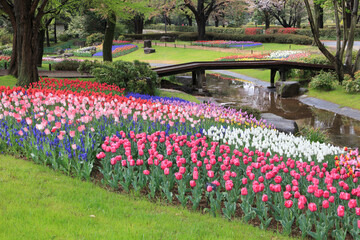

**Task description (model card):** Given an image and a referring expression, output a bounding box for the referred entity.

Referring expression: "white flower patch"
[205,126,344,162]
[267,50,304,60]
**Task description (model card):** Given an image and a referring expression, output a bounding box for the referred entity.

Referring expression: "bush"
[244,27,263,35]
[296,125,330,144]
[52,60,82,71]
[78,60,159,95]
[0,28,12,45]
[58,33,71,42]
[309,70,338,91]
[178,32,199,41]
[86,33,104,46]
[124,32,181,40]
[342,72,360,93]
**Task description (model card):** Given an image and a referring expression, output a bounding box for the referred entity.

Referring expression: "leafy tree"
[0,0,75,87]
[183,0,231,39]
[303,0,360,81]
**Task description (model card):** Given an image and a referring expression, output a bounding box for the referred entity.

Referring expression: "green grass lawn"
[307,85,360,109]
[0,154,294,240]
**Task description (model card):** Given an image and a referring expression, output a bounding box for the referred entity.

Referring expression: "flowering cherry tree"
[246,0,305,28]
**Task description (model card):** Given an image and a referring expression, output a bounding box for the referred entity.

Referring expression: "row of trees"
[1,0,360,87]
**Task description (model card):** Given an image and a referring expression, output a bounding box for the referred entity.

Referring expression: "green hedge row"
[125,32,313,45]
[145,24,360,39]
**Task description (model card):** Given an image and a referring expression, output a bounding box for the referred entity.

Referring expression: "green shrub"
[0,28,12,45]
[178,32,198,41]
[2,47,12,56]
[53,60,82,71]
[79,60,159,95]
[290,55,331,81]
[309,70,338,91]
[86,33,104,46]
[58,33,71,42]
[296,125,330,144]
[124,32,181,40]
[342,72,360,93]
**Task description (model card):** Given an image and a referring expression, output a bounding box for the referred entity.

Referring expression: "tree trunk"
[9,28,17,76]
[54,20,57,43]
[186,14,193,26]
[103,12,116,62]
[196,15,206,40]
[14,0,40,87]
[134,14,144,34]
[296,15,301,28]
[214,16,219,27]
[314,2,324,30]
[37,29,45,67]
[264,11,270,29]
[46,25,50,47]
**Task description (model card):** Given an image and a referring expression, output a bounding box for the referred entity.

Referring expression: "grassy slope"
[0,155,293,240]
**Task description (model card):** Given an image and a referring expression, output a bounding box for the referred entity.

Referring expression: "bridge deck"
[152,60,334,76]
[152,60,335,88]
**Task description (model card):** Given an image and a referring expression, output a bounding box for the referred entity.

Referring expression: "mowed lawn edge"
[0,155,295,240]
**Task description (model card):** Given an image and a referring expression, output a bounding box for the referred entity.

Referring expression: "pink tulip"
[207,170,214,178]
[284,200,293,208]
[322,200,329,209]
[241,187,248,195]
[207,185,213,192]
[262,194,268,202]
[190,180,196,187]
[242,178,248,185]
[164,168,169,175]
[143,170,150,175]
[356,207,360,216]
[283,191,292,199]
[308,203,317,212]
[348,199,357,208]
[337,205,345,217]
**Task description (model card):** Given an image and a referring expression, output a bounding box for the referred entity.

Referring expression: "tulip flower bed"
[0,56,10,69]
[216,51,310,62]
[42,57,85,64]
[192,40,262,48]
[30,77,125,95]
[0,79,266,181]
[93,44,138,57]
[216,54,270,61]
[1,78,360,238]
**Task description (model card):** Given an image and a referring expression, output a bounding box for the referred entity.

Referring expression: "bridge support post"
[192,69,205,89]
[268,69,277,89]
[279,67,288,81]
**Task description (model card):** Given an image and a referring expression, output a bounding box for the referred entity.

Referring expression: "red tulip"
[284,200,293,208]
[348,199,357,208]
[308,203,317,212]
[262,194,268,202]
[322,200,329,209]
[283,191,292,199]
[143,170,150,175]
[337,205,345,217]
[356,207,360,216]
[207,185,212,192]
[190,180,196,187]
[242,178,248,185]
[241,187,248,195]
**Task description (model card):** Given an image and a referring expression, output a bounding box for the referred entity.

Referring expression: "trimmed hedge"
[125,32,312,45]
[178,32,313,45]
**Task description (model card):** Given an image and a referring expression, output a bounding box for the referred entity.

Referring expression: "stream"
[205,73,360,148]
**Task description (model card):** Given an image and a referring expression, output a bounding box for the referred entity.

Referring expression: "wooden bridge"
[152,60,335,88]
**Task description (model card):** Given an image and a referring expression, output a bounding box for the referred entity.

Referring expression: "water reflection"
[205,74,360,148]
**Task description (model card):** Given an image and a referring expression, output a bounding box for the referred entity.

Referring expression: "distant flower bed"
[93,44,138,57]
[216,54,269,61]
[0,56,10,69]
[31,77,125,95]
[192,40,262,48]
[216,51,310,61]
[42,57,85,64]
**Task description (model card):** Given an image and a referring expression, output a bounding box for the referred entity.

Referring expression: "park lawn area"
[0,154,294,240]
[232,69,272,82]
[307,85,360,110]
